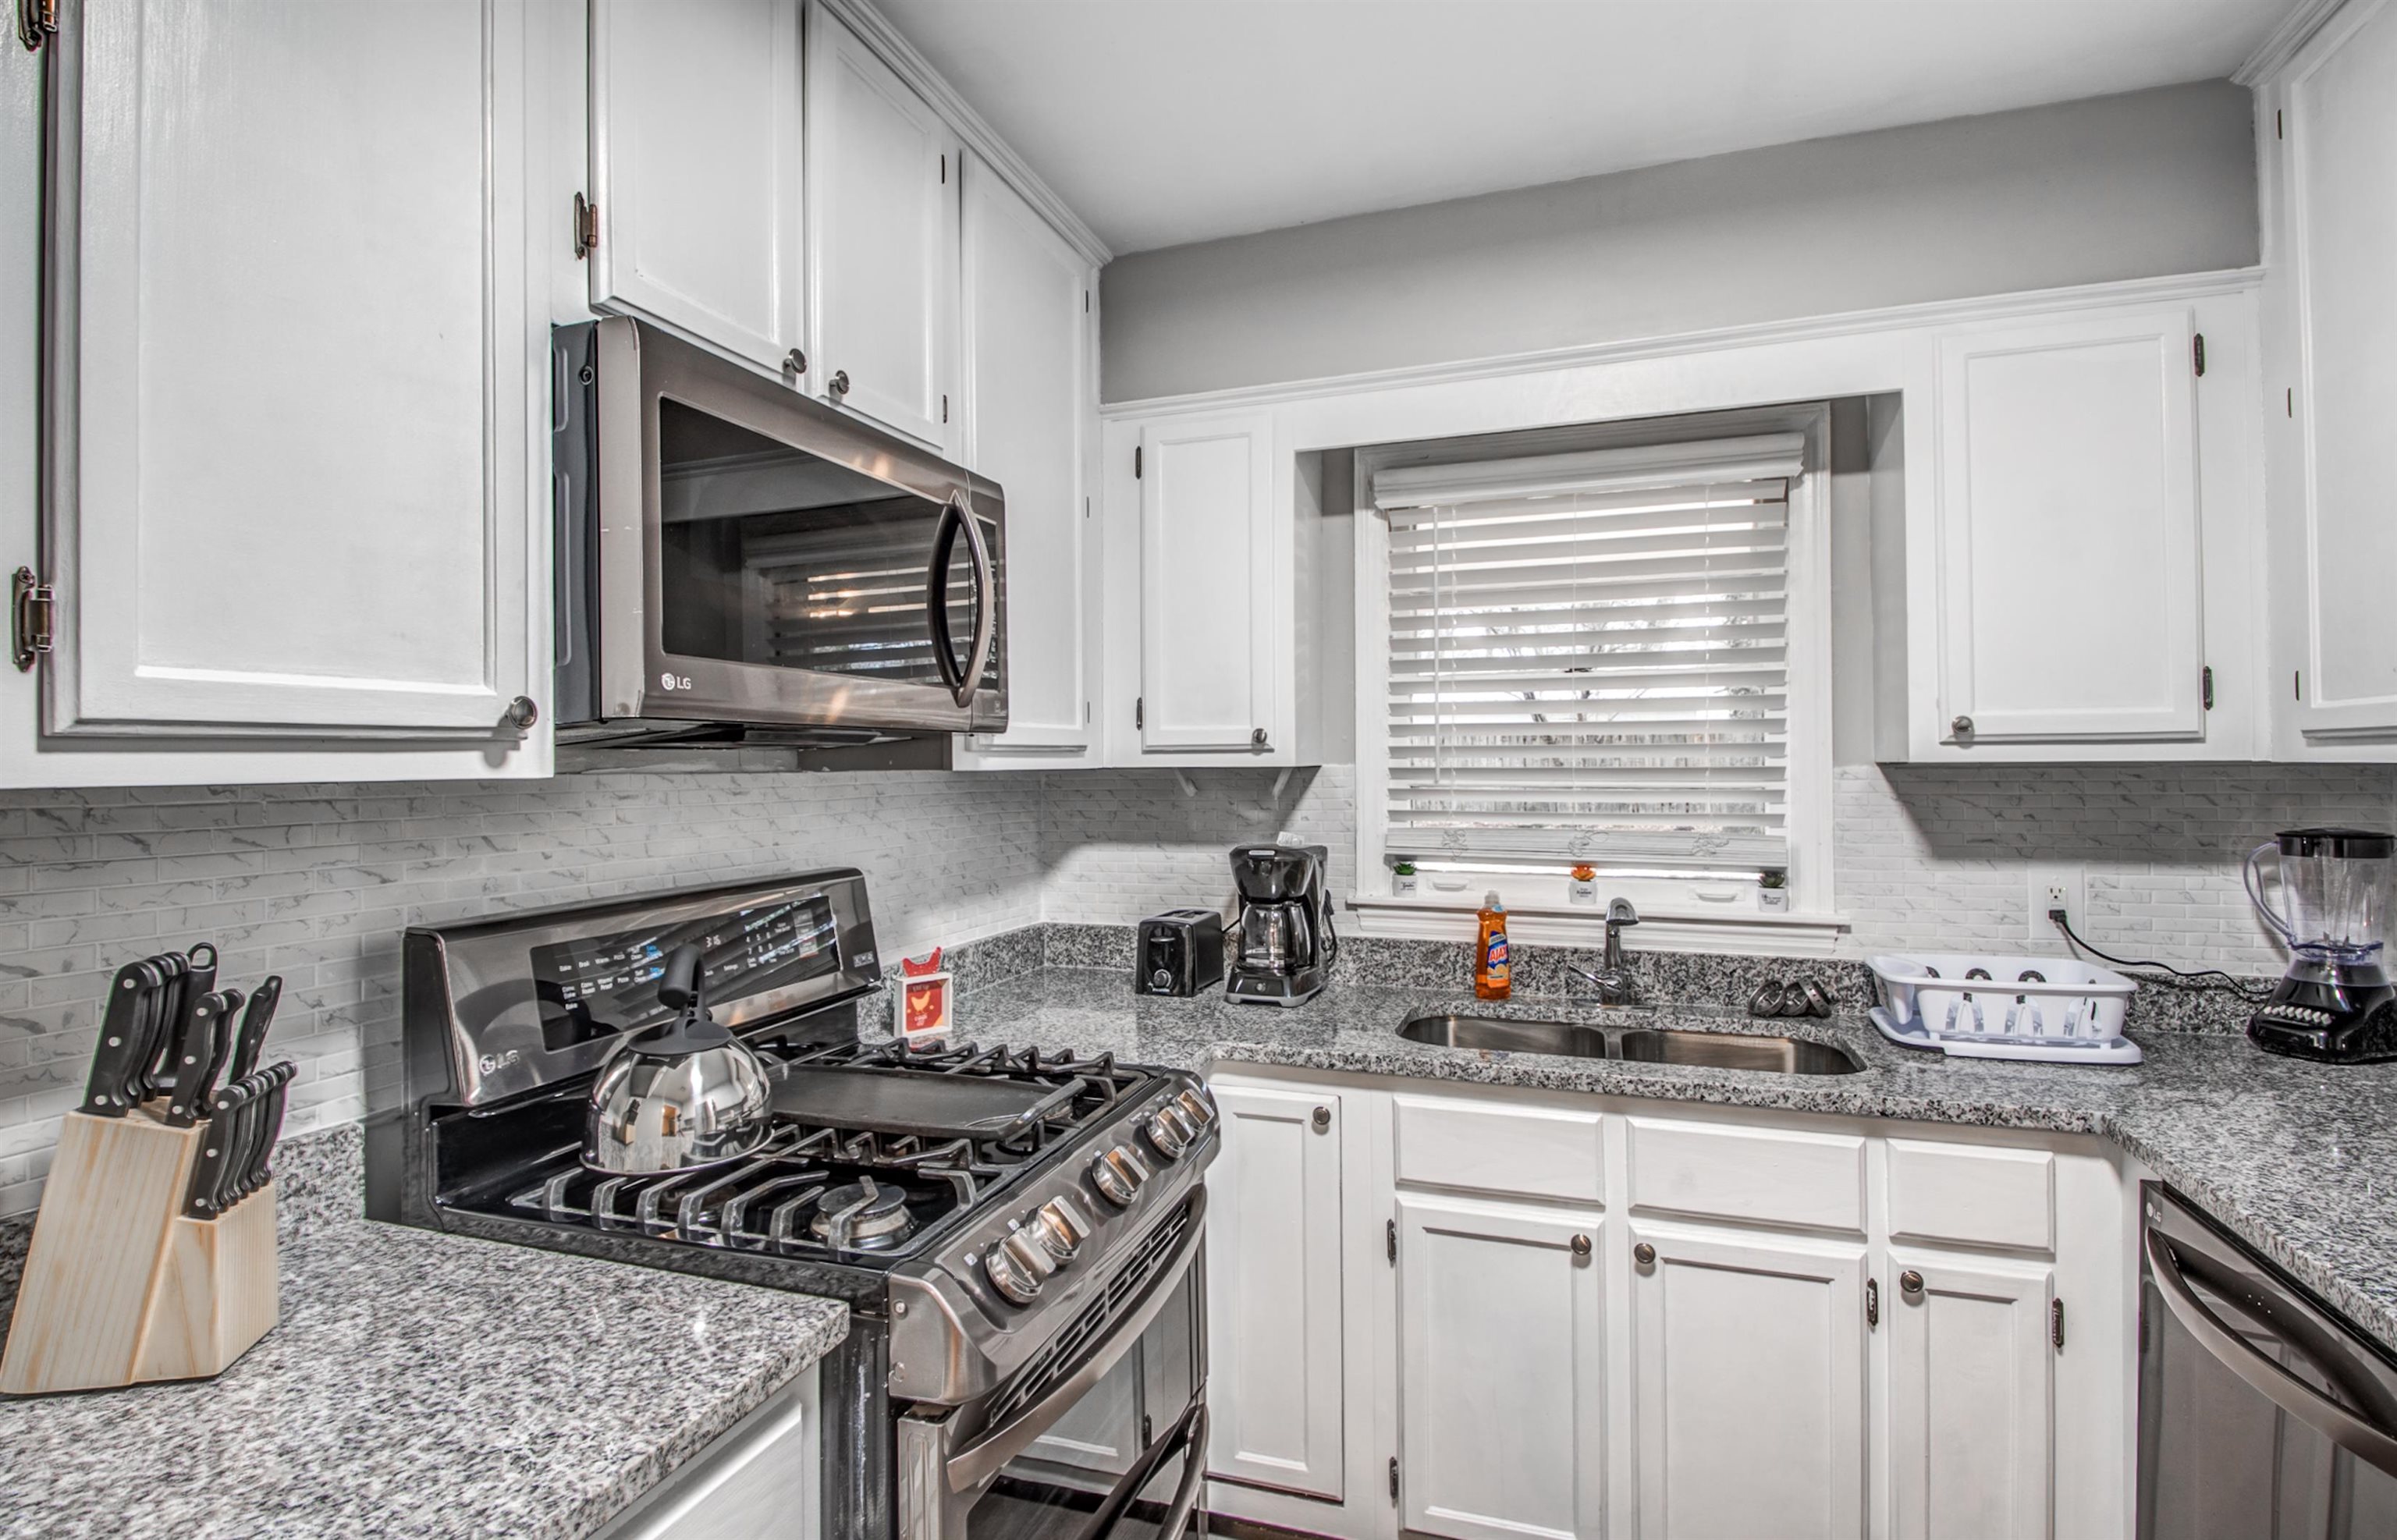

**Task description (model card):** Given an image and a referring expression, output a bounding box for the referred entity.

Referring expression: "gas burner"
[811,1176,915,1251]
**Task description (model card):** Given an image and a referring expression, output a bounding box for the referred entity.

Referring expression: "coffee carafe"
[1227,844,1335,1006]
[2245,827,2397,1062]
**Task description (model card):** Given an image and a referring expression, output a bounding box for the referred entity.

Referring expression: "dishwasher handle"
[2144,1224,2397,1479]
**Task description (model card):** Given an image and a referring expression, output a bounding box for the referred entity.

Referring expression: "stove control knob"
[1174,1087,1216,1132]
[1002,1228,1059,1285]
[983,1242,1042,1305]
[1091,1146,1145,1208]
[1032,1198,1092,1263]
[1144,1105,1195,1161]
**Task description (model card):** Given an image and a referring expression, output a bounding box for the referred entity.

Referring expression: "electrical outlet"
[2028,865,2087,949]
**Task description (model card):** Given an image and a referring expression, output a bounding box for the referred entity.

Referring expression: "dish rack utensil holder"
[0,1106,277,1396]
[1866,953,2142,1064]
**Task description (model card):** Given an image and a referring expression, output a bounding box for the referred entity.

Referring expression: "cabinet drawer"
[1885,1139,2054,1252]
[1394,1095,1605,1205]
[1625,1117,1866,1233]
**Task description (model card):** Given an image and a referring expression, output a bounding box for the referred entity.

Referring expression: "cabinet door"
[1885,1254,2054,1540]
[2282,0,2397,738]
[959,154,1096,754]
[1628,1225,1867,1540]
[36,0,540,743]
[1206,1084,1344,1499]
[1396,1195,1606,1540]
[1934,310,2205,743]
[805,6,957,450]
[1138,413,1276,752]
[588,0,802,374]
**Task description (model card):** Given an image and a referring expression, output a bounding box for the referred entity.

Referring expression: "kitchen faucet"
[1568,898,1642,1005]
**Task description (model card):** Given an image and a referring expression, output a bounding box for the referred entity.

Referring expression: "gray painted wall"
[1101,81,2257,402]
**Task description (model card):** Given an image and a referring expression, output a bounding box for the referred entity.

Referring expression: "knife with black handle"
[84,960,164,1118]
[182,1078,255,1217]
[147,943,215,1102]
[161,988,240,1129]
[209,1072,268,1215]
[239,1063,296,1199]
[224,974,281,1084]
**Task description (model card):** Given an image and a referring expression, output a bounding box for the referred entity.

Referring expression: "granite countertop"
[953,965,2397,1360]
[0,1126,847,1540]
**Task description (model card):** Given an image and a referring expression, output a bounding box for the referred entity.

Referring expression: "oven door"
[2140,1186,2397,1538]
[577,318,1007,736]
[900,1211,1209,1540]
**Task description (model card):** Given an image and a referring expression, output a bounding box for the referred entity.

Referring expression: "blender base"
[2247,973,2397,1063]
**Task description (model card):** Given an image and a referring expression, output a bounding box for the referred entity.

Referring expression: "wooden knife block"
[1,1106,278,1396]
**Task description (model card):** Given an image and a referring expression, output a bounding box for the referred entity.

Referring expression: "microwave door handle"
[925,499,968,699]
[2144,1226,2397,1478]
[955,504,996,705]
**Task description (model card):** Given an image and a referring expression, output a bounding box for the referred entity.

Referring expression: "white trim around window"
[1351,403,1840,949]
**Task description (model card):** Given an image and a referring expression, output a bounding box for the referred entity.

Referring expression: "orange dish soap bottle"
[1475,891,1511,1001]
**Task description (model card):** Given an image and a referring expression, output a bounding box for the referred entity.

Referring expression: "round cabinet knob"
[1633,1242,1657,1267]
[1032,1198,1092,1263]
[829,369,851,396]
[1175,1088,1216,1132]
[1951,715,1973,738]
[783,347,807,375]
[504,695,540,729]
[984,1242,1042,1305]
[1091,1147,1145,1208]
[1899,1269,1925,1296]
[1571,1233,1593,1258]
[1144,1105,1195,1161]
[1251,727,1268,747]
[1310,1105,1331,1133]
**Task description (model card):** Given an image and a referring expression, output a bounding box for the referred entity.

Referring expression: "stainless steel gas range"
[365,872,1217,1540]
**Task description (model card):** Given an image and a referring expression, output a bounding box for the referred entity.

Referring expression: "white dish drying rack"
[1866,953,2143,1065]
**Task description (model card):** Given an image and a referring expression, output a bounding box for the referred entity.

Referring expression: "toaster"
[1136,910,1227,997]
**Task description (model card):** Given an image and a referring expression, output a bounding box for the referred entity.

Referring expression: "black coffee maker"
[1227,844,1334,1006]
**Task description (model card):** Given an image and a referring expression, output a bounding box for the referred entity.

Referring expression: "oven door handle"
[1077,1399,1208,1540]
[925,495,995,709]
[2145,1225,2397,1478]
[944,1189,1208,1493]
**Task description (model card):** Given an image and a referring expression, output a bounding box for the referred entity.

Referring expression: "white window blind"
[1374,433,1804,873]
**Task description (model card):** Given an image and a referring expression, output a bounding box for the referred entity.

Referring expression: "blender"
[2244,827,2397,1062]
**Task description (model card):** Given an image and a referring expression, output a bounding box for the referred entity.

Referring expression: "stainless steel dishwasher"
[2140,1184,2397,1538]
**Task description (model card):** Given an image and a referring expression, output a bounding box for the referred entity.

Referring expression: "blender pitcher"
[2244,828,2397,1063]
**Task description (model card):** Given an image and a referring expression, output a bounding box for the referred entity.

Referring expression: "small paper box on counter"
[899,947,953,1046]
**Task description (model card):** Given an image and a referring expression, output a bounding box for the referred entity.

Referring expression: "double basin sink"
[1398,1011,1863,1076]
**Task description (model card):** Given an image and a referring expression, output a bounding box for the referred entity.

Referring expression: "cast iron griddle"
[769,1065,1085,1140]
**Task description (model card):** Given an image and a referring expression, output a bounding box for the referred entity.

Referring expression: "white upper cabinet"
[954,153,1097,760]
[2260,0,2397,749]
[588,0,804,375]
[1133,413,1279,754]
[1,0,552,786]
[805,5,959,452]
[1933,308,2205,744]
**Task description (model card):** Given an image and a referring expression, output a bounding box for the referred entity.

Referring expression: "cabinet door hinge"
[12,566,55,672]
[2193,333,2206,378]
[2051,1297,2066,1352]
[1084,289,1091,314]
[942,394,949,424]
[573,193,598,259]
[1866,1277,1880,1328]
[1386,1219,1397,1265]
[2296,669,2303,702]
[1134,445,1142,479]
[939,152,946,184]
[1084,701,1092,725]
[1135,697,1143,731]
[2202,665,2214,711]
[2277,108,2285,140]
[1389,1456,1401,1503]
[16,0,56,51]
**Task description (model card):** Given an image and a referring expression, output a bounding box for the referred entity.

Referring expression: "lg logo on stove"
[478,1049,523,1077]
[659,672,694,692]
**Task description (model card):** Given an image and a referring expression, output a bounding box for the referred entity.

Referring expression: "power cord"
[2047,907,2271,996]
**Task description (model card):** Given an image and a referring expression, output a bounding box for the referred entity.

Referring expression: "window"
[1356,413,1831,936]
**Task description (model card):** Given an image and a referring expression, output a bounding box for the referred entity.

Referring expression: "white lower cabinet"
[1884,1252,2054,1540]
[1396,1195,1607,1540]
[1205,1083,1347,1500]
[1626,1224,1868,1540]
[1202,1071,2136,1540]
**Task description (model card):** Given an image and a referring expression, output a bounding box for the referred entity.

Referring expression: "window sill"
[1343,892,1850,958]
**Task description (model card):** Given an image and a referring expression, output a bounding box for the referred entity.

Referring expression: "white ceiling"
[877,0,2296,255]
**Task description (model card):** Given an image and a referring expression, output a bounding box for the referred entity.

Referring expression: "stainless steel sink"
[1396,1015,1610,1059]
[1396,1013,1863,1075]
[1616,1027,1863,1075]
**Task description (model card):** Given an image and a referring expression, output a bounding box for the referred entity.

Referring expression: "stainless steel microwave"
[551,318,1006,750]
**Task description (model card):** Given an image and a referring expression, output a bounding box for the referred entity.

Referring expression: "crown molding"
[1099,266,2264,419]
[814,0,1112,268]
[2233,0,2360,83]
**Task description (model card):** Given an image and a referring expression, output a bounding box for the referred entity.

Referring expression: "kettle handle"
[657,943,705,1013]
[2243,840,2297,946]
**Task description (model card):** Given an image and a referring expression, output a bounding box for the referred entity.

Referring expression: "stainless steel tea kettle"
[583,942,770,1174]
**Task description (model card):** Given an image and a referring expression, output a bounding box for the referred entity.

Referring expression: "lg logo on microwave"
[659,672,694,692]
